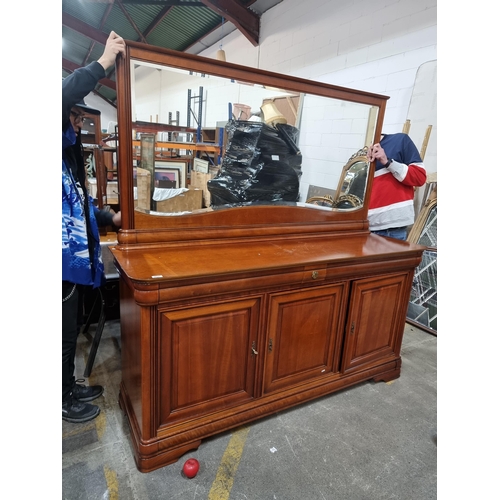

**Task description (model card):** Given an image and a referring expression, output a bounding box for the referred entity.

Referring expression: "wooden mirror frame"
[115,41,389,233]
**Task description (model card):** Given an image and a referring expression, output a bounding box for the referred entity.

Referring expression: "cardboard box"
[155,187,203,213]
[135,167,151,209]
[190,168,219,208]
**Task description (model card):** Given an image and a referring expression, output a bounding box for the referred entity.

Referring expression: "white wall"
[88,0,437,170]
[200,0,437,171]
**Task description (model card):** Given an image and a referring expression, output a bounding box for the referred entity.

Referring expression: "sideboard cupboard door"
[263,283,348,395]
[342,273,410,373]
[158,297,262,427]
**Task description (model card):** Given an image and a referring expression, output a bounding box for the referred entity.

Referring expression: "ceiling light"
[215,17,226,62]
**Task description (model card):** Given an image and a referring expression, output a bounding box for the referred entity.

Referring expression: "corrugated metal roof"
[146,6,221,50]
[62,0,283,105]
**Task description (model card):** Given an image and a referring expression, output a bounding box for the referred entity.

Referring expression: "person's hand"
[111,211,122,228]
[97,31,126,71]
[367,143,389,165]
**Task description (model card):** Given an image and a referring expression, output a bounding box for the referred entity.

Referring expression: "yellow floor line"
[103,465,119,500]
[95,410,107,440]
[208,426,251,500]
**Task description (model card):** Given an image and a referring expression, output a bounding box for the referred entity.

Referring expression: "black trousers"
[62,281,84,402]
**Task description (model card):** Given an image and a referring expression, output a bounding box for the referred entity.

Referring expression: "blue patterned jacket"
[62,62,113,287]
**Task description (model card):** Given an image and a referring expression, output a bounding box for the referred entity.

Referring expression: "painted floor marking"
[208,425,251,500]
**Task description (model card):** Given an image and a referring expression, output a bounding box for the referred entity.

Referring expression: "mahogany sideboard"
[110,41,425,472]
[110,205,424,472]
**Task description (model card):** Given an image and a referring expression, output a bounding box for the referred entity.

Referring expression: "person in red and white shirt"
[367,133,426,240]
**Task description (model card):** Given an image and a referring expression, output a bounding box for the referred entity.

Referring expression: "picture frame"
[193,158,209,174]
[154,160,187,188]
[154,166,179,189]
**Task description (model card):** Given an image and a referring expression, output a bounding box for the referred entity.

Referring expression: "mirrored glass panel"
[129,60,378,212]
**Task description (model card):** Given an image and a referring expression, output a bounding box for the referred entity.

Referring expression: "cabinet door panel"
[264,284,347,394]
[159,297,260,425]
[342,273,409,372]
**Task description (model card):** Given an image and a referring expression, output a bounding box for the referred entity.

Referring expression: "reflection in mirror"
[332,147,370,210]
[305,147,370,210]
[207,120,302,206]
[305,195,335,207]
[129,59,379,214]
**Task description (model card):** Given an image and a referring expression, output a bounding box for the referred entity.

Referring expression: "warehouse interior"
[5,0,498,498]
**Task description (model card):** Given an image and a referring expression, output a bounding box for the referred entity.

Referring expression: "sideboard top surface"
[111,232,425,284]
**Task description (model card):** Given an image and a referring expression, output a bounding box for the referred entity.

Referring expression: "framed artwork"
[406,198,437,335]
[155,161,187,188]
[193,158,209,174]
[154,166,180,189]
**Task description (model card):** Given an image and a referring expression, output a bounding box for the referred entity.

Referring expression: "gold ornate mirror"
[332,147,370,209]
[305,147,370,210]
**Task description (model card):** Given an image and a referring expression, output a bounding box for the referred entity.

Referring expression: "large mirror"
[115,43,388,229]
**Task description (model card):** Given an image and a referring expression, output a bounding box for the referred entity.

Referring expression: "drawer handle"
[251,341,258,356]
[311,271,319,279]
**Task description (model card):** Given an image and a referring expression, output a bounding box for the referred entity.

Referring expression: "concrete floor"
[62,320,437,500]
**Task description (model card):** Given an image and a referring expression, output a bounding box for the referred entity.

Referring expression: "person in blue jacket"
[62,31,125,423]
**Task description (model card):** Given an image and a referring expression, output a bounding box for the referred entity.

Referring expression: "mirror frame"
[115,41,389,231]
[332,146,370,208]
[305,147,370,209]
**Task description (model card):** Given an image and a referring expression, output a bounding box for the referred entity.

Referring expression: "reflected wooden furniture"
[80,110,106,209]
[132,120,196,160]
[132,138,221,174]
[132,140,221,155]
[111,42,425,473]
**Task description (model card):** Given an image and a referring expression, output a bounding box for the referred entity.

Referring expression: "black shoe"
[62,398,100,423]
[73,383,104,402]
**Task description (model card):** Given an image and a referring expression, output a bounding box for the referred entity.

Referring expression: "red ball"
[182,458,200,478]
